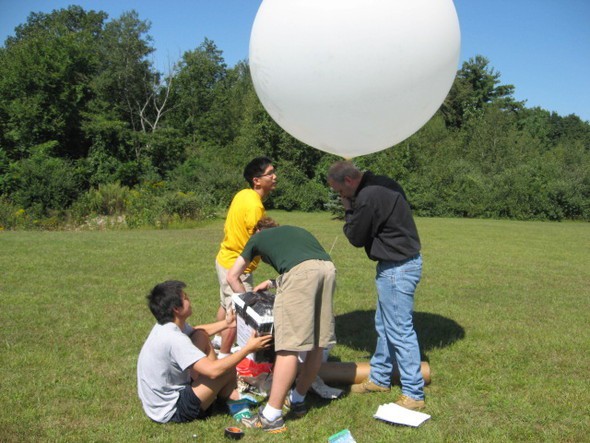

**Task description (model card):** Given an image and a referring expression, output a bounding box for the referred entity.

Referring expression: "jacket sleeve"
[343,196,375,248]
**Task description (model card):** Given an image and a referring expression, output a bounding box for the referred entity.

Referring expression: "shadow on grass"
[334,310,465,360]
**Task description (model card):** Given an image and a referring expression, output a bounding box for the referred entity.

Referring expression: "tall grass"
[0,211,588,442]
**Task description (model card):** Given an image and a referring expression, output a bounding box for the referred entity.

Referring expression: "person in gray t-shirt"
[137,280,272,424]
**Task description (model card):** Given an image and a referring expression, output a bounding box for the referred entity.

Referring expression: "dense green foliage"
[1,6,589,229]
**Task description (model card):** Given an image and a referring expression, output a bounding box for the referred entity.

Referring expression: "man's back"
[241,225,331,274]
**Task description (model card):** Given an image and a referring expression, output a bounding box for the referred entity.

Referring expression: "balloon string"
[329,236,339,255]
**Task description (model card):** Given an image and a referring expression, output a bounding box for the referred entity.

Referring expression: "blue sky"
[1,0,589,121]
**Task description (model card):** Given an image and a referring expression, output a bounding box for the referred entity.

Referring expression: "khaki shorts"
[215,259,253,310]
[273,260,336,352]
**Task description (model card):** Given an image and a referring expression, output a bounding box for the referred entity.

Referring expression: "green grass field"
[1,211,588,442]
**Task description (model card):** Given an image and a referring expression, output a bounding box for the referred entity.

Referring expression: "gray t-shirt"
[137,322,206,423]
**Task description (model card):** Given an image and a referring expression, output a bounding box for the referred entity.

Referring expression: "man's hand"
[243,331,273,353]
[341,196,353,210]
[253,279,274,293]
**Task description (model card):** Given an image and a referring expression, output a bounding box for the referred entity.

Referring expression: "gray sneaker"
[241,406,287,433]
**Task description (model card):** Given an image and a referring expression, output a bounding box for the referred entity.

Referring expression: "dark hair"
[243,156,273,187]
[147,280,186,324]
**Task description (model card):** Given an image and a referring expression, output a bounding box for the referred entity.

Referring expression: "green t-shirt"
[240,225,331,274]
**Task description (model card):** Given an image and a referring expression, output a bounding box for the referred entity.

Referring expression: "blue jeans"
[370,254,424,400]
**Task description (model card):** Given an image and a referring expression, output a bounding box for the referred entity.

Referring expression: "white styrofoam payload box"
[232,291,275,361]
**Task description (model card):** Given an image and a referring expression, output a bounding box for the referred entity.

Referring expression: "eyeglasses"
[256,169,276,178]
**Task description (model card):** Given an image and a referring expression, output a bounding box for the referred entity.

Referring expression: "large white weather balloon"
[249,0,461,158]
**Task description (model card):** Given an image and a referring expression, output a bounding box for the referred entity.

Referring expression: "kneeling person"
[227,218,336,433]
[137,280,272,424]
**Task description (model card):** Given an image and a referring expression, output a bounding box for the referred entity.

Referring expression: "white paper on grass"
[374,403,431,427]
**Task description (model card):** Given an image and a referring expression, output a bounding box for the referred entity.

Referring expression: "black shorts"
[169,386,210,423]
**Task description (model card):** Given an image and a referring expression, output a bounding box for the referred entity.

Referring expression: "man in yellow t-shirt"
[214,157,277,357]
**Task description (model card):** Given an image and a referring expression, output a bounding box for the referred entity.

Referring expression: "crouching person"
[227,218,337,433]
[137,280,272,424]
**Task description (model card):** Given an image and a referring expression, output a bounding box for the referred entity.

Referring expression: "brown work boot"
[350,378,390,394]
[395,394,425,411]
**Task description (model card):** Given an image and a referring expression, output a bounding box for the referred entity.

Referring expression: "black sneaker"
[241,406,287,433]
[284,395,308,418]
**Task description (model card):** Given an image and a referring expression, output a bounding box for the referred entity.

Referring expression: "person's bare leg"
[190,329,241,411]
[216,305,225,323]
[267,351,298,409]
[192,370,238,411]
[216,305,237,355]
[294,347,324,396]
[220,272,253,355]
[220,326,237,354]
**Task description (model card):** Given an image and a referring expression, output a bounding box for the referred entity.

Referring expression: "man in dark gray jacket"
[327,161,425,410]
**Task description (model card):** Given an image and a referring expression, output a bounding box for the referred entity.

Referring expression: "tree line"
[1,6,588,229]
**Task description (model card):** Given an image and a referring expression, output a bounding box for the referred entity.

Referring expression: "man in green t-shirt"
[227,217,336,433]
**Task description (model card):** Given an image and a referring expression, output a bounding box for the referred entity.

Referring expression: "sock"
[218,352,230,359]
[262,404,282,422]
[290,389,305,404]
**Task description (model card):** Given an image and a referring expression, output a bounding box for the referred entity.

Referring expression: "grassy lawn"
[1,211,588,442]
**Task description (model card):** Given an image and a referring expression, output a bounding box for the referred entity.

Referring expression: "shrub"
[3,152,83,216]
[167,155,242,207]
[124,185,218,229]
[325,189,344,218]
[0,198,33,230]
[83,145,125,187]
[164,191,216,220]
[124,188,166,229]
[91,182,129,215]
[490,162,556,221]
[270,160,329,211]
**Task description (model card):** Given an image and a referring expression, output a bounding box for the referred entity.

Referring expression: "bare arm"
[227,255,249,294]
[191,309,236,337]
[190,332,272,379]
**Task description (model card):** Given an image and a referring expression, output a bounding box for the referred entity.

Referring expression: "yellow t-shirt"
[216,188,265,273]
